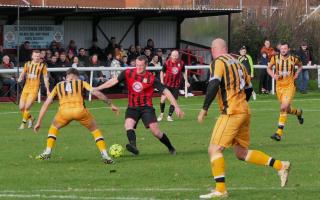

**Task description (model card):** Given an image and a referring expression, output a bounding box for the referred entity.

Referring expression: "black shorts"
[167,87,179,100]
[125,106,157,129]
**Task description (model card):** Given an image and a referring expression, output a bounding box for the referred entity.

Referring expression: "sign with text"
[3,25,64,49]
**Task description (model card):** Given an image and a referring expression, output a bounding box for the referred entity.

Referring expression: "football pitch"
[0,93,319,200]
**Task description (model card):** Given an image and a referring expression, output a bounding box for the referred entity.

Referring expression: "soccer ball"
[108,144,124,158]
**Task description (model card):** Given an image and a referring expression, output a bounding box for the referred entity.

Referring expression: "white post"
[184,68,188,98]
[37,89,41,103]
[318,65,320,89]
[89,70,93,101]
[271,68,275,95]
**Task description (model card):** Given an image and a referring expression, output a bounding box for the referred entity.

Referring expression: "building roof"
[0,4,241,18]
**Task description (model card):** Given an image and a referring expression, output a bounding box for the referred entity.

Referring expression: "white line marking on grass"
[2,186,318,194]
[0,97,319,115]
[0,193,157,200]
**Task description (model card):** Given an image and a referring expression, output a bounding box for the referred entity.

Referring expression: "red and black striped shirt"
[118,68,165,107]
[162,59,185,88]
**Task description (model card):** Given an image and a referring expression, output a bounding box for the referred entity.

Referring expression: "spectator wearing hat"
[296,41,313,94]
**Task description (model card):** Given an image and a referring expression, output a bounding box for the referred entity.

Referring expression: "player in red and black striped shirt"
[95,55,184,155]
[158,50,190,122]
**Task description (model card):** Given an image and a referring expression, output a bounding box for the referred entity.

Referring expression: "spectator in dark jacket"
[88,40,103,58]
[296,41,313,94]
[19,41,32,65]
[78,48,89,67]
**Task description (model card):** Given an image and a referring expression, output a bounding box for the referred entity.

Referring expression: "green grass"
[0,93,320,199]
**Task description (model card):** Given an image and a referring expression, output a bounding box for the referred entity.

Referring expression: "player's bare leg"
[149,122,176,155]
[158,95,167,122]
[125,118,139,155]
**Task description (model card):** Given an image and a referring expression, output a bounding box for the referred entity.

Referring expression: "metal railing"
[0,64,319,102]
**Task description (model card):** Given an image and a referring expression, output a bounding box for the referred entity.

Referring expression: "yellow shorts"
[276,85,295,104]
[210,114,250,148]
[20,88,39,104]
[54,108,94,129]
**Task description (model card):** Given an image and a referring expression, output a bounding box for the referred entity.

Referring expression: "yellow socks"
[245,150,282,171]
[211,153,226,192]
[22,110,31,123]
[91,129,107,153]
[276,112,287,136]
[45,125,59,154]
[288,107,302,116]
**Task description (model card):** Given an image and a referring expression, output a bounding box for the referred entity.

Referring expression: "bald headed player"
[157,50,189,122]
[34,68,119,164]
[198,38,291,198]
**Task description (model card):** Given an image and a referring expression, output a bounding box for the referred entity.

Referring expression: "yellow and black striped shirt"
[49,79,93,110]
[268,54,302,87]
[22,61,48,89]
[210,54,251,115]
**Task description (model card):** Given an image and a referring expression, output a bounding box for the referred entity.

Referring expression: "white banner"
[3,25,64,49]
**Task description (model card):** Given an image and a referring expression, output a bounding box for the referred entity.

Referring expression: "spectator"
[121,55,129,67]
[40,50,47,63]
[259,52,271,94]
[56,42,65,53]
[47,55,59,86]
[260,39,276,60]
[71,56,79,68]
[296,41,313,94]
[55,52,70,82]
[0,55,16,96]
[110,52,121,78]
[78,48,89,67]
[57,52,70,68]
[54,51,60,59]
[50,41,58,53]
[105,36,118,56]
[88,40,103,58]
[144,48,153,63]
[238,46,254,78]
[156,48,164,65]
[90,54,104,86]
[145,38,155,53]
[181,45,197,65]
[19,41,32,64]
[259,39,275,94]
[129,59,136,67]
[48,55,58,68]
[136,45,143,56]
[104,52,113,67]
[149,55,160,67]
[149,54,161,78]
[71,56,86,81]
[127,45,138,63]
[67,51,74,62]
[45,50,52,63]
[67,40,77,55]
